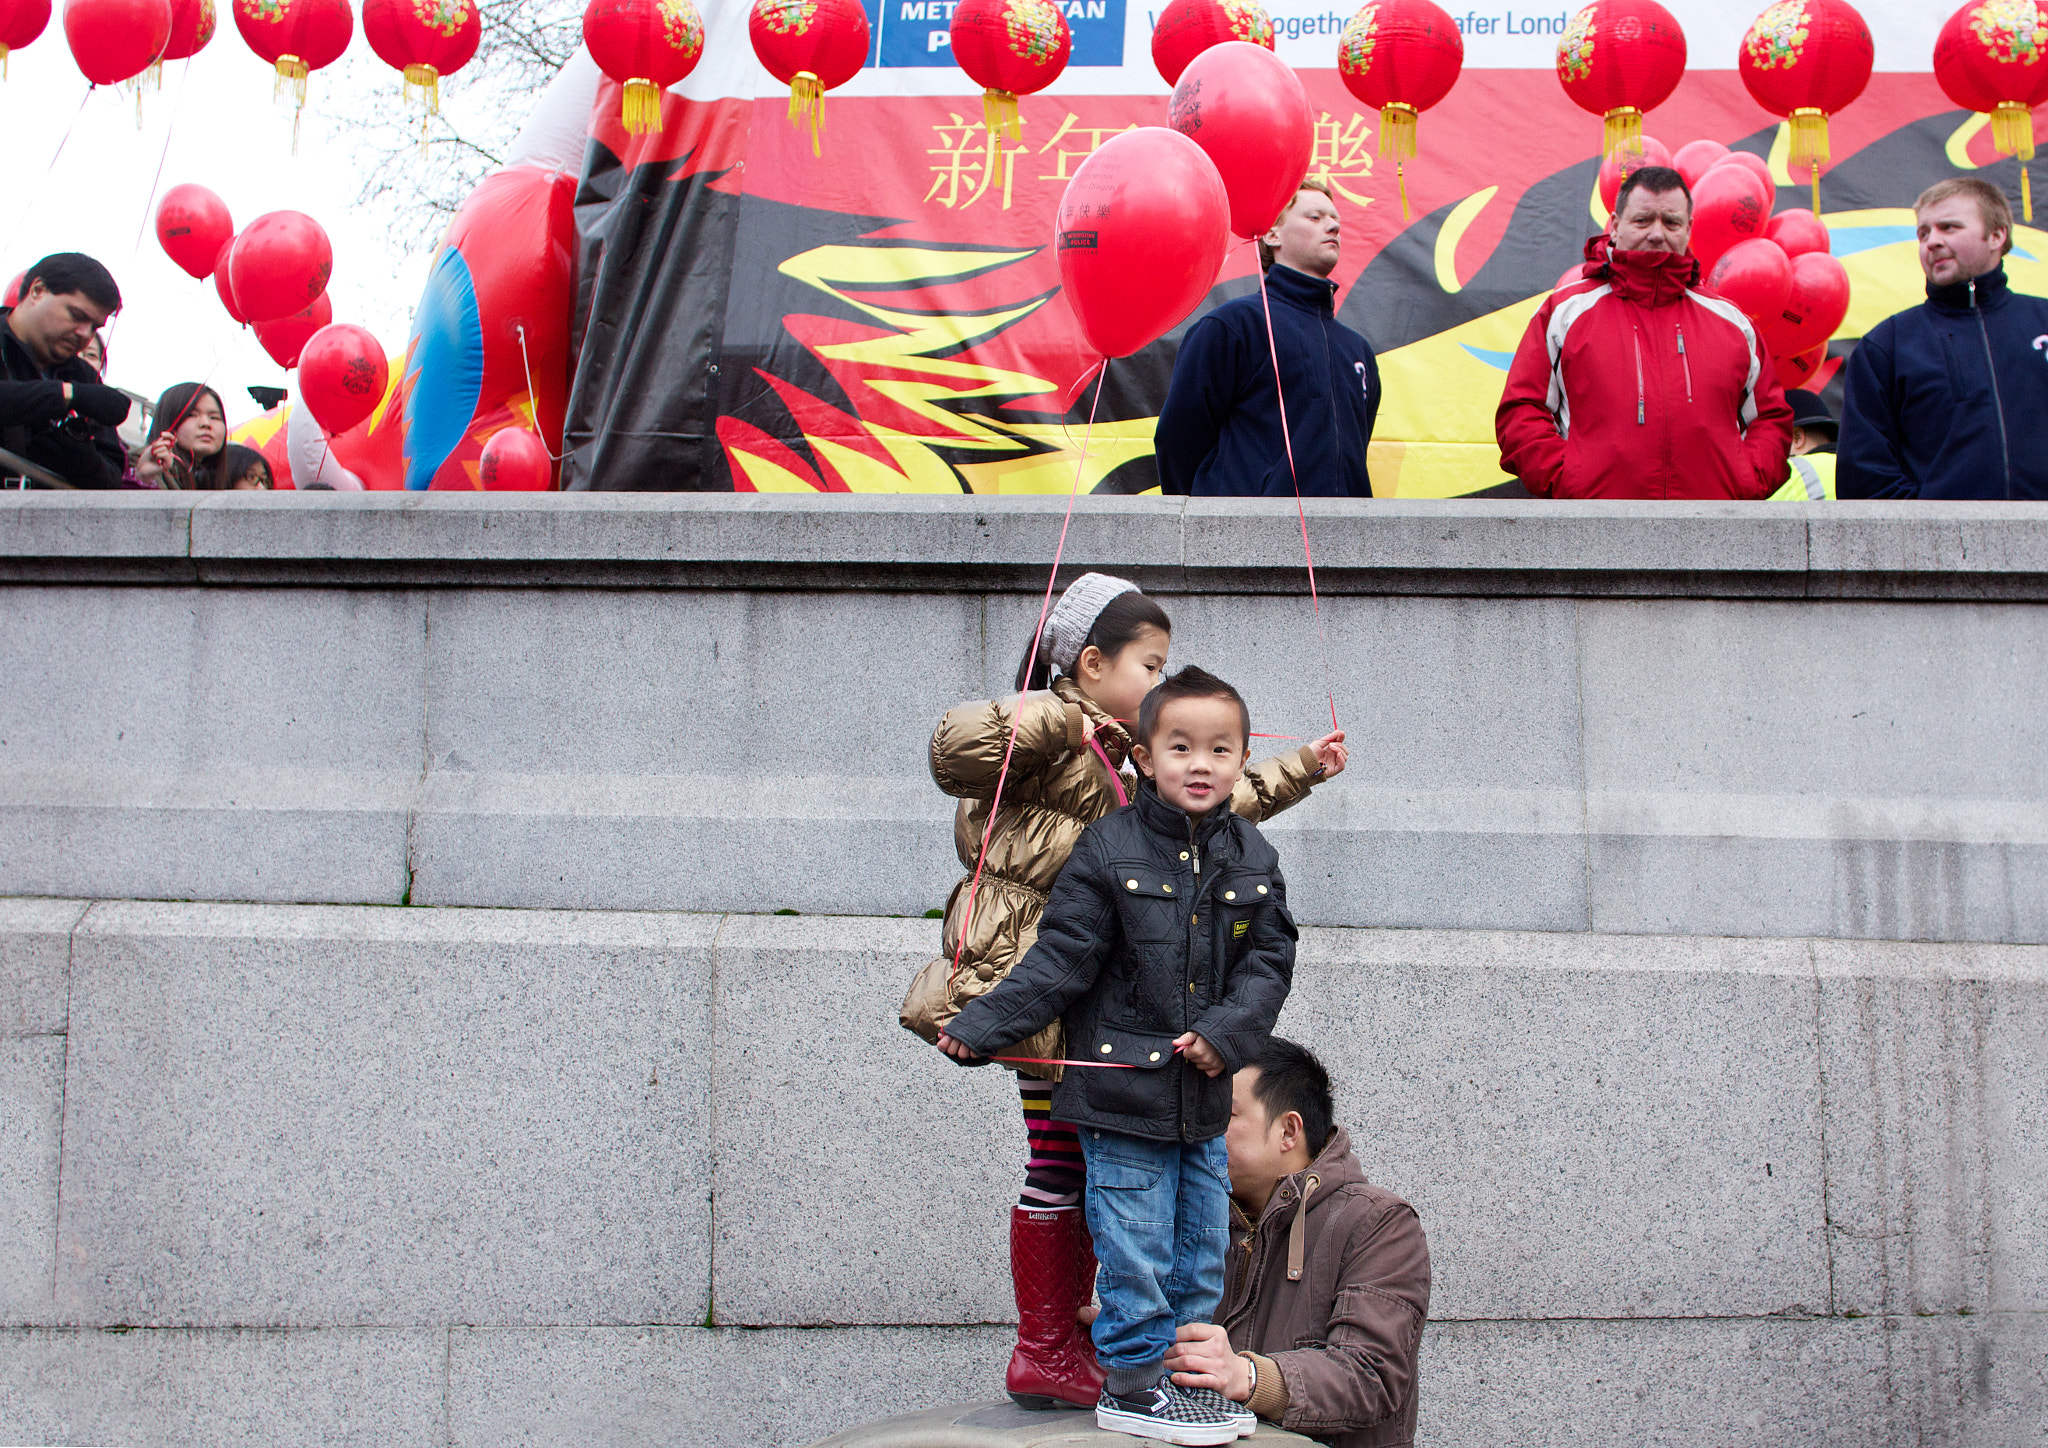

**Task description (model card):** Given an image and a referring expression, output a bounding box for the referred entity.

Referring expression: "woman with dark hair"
[133,382,230,490]
[221,443,274,490]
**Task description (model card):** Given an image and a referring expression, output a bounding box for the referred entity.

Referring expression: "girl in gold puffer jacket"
[902,571,1347,1413]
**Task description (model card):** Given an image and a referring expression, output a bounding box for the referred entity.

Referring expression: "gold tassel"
[981,88,1020,142]
[1379,103,1416,220]
[1992,100,2037,222]
[273,54,309,109]
[621,78,660,133]
[403,62,440,116]
[2027,164,2034,224]
[787,71,824,155]
[1,44,9,78]
[1601,106,1643,159]
[1789,107,1828,214]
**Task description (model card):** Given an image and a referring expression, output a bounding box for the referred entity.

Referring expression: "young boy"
[940,666,1298,1446]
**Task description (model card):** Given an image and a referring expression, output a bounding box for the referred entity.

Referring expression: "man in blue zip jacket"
[1155,178,1379,497]
[1839,177,2048,499]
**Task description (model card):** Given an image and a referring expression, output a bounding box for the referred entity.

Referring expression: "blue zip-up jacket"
[1155,263,1379,497]
[1838,265,2048,499]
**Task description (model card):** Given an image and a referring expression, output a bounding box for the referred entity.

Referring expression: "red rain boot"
[1006,1205,1106,1410]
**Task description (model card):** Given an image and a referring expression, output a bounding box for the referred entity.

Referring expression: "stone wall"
[1,493,2044,1445]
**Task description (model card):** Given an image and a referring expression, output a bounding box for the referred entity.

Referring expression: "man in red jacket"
[1496,165,1793,499]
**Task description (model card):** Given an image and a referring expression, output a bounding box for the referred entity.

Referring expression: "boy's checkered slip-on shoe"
[1095,1375,1239,1446]
[1179,1383,1258,1437]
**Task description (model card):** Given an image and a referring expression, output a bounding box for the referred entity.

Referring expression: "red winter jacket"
[1496,237,1794,499]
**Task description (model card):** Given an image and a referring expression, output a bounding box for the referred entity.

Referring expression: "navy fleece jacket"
[1155,263,1379,497]
[1838,265,2048,499]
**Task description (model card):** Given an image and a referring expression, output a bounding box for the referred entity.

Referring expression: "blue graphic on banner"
[862,0,1125,67]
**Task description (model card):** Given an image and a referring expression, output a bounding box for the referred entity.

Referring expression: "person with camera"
[1,253,130,489]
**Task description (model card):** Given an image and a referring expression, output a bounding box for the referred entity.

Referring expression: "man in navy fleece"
[1839,177,2048,500]
[1155,178,1380,497]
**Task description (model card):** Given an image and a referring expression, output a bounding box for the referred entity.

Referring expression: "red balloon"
[1055,126,1228,359]
[212,239,247,323]
[160,0,213,59]
[1705,236,1792,329]
[63,0,171,84]
[1708,148,1777,197]
[298,323,389,436]
[1763,249,1851,357]
[2,0,54,62]
[253,292,331,369]
[228,210,332,323]
[1765,207,1831,257]
[1690,160,1773,271]
[582,0,703,133]
[478,426,554,491]
[1597,134,1672,214]
[1151,0,1271,87]
[155,183,233,281]
[2,271,23,307]
[1775,341,1827,390]
[1168,41,1313,240]
[1670,137,1728,187]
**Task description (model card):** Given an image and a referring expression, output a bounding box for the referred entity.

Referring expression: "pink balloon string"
[1254,246,1339,734]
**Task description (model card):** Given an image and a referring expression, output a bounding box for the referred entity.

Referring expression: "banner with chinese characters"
[559,1,2013,495]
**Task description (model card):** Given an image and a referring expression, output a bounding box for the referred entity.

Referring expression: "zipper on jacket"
[1676,325,1694,403]
[1632,326,1646,425]
[1970,276,2015,499]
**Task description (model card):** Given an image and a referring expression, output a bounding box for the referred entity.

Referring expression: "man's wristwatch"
[1238,1351,1258,1398]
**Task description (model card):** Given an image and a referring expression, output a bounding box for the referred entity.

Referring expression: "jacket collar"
[1583,234,1699,306]
[1263,262,1337,317]
[1132,774,1234,844]
[1926,264,2011,314]
[1229,1127,1369,1282]
[1052,674,1129,765]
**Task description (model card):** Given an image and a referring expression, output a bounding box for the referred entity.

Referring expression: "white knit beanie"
[1041,572,1141,675]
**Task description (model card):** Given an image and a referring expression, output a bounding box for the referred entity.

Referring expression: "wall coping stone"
[4,492,2047,598]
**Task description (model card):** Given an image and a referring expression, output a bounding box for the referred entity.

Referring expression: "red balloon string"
[131,59,191,257]
[1254,247,1340,735]
[948,359,1113,995]
[994,1055,1136,1069]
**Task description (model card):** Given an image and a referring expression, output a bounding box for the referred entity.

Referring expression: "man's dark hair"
[24,253,121,313]
[1614,164,1692,219]
[1137,664,1250,747]
[1249,1037,1334,1156]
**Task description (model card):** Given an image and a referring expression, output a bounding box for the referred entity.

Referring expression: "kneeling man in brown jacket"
[1162,1039,1431,1447]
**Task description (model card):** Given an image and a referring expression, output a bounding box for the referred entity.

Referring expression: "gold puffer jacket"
[901,674,1322,1080]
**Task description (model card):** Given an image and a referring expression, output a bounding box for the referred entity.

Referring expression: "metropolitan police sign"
[862,0,1127,67]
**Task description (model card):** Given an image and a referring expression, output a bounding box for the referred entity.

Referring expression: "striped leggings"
[1017,1072,1086,1208]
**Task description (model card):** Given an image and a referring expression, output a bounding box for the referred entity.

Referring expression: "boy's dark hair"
[1137,664,1249,746]
[25,253,121,313]
[223,443,273,488]
[1249,1036,1334,1156]
[1017,588,1172,691]
[1613,164,1691,219]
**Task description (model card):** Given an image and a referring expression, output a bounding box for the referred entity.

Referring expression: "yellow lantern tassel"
[1601,105,1643,159]
[1992,100,2037,221]
[273,54,309,109]
[1,43,10,78]
[620,78,662,134]
[403,62,440,116]
[787,70,824,155]
[1789,106,1828,214]
[981,88,1020,142]
[1379,102,1416,220]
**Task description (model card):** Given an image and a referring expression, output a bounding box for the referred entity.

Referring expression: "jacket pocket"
[1214,871,1276,974]
[1112,866,1185,945]
[1080,1024,1177,1118]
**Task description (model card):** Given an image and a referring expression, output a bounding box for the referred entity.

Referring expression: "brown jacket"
[1224,1129,1431,1448]
[901,675,1320,1079]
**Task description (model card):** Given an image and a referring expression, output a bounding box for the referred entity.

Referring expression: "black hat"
[1783,388,1837,437]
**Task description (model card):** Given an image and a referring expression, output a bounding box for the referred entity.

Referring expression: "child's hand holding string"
[1173,1032,1225,1077]
[935,1030,984,1062]
[1309,729,1348,780]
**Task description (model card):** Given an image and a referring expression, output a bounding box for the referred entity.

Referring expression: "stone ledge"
[3,493,2047,598]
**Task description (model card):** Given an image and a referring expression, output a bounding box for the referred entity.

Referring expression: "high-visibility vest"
[1769,452,1836,501]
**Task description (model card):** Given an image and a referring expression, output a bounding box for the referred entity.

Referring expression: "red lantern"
[228,210,332,322]
[253,292,332,369]
[298,323,389,436]
[155,182,233,280]
[212,239,247,323]
[1738,0,1873,211]
[2,0,53,76]
[1337,0,1464,219]
[1934,0,2048,220]
[749,0,868,154]
[583,0,704,134]
[233,0,353,135]
[64,0,171,86]
[1152,0,1272,87]
[364,0,480,119]
[1556,0,1688,158]
[950,0,1069,142]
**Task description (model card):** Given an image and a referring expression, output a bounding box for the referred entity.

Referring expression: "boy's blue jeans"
[1078,1126,1232,1392]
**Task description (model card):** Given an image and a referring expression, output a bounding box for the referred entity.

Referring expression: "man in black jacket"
[1155,178,1379,497]
[941,666,1298,1446]
[1839,178,2048,499]
[2,253,129,489]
